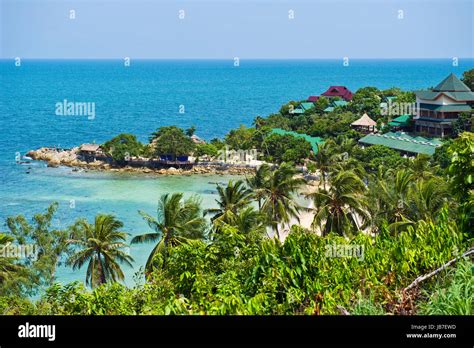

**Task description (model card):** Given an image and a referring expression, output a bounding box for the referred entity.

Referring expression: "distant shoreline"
[26,147,256,176]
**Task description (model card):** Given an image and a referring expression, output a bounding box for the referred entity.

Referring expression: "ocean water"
[1,59,473,287]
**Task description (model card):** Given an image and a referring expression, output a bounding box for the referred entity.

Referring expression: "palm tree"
[231,206,266,237]
[309,170,369,237]
[334,135,357,156]
[314,140,336,189]
[409,177,450,221]
[253,116,266,129]
[66,215,134,288]
[260,163,305,240]
[331,153,366,179]
[205,180,252,225]
[369,168,414,233]
[131,193,206,273]
[384,169,413,224]
[408,154,436,180]
[246,164,271,209]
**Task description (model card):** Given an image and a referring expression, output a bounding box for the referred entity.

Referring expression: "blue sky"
[1,0,473,59]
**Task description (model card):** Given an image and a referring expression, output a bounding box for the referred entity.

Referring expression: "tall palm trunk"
[97,252,106,285]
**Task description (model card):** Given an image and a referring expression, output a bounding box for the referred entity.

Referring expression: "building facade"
[414,73,474,137]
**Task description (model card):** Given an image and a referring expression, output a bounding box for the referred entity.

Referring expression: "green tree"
[253,116,266,129]
[225,125,256,150]
[433,139,453,169]
[67,214,134,288]
[195,143,218,159]
[131,193,206,272]
[151,126,195,160]
[102,133,145,162]
[309,170,369,236]
[370,168,415,233]
[314,96,330,114]
[185,126,196,137]
[447,132,474,202]
[205,180,253,226]
[446,132,474,234]
[353,145,406,171]
[461,68,474,91]
[452,112,473,136]
[5,203,70,295]
[279,101,300,116]
[409,177,450,221]
[262,134,312,164]
[409,154,436,180]
[314,140,335,189]
[246,164,271,209]
[231,206,266,239]
[394,91,416,104]
[349,87,381,117]
[259,163,304,240]
[0,234,29,295]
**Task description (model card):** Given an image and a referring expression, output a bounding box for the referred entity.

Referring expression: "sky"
[0,0,473,59]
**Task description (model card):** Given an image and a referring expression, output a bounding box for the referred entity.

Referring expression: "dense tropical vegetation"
[1,70,473,315]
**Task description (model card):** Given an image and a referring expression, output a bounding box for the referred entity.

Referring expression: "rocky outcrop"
[27,147,256,176]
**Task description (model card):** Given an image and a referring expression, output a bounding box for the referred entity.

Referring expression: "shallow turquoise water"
[1,59,473,287]
[4,163,238,286]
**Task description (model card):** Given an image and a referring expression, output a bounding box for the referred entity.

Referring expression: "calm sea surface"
[1,59,473,287]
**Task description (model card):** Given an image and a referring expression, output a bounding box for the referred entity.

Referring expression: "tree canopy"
[151,126,195,159]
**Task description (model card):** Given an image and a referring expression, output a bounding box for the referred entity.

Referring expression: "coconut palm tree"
[408,154,436,180]
[369,168,415,233]
[334,135,357,156]
[231,206,266,237]
[409,177,450,221]
[309,170,369,237]
[66,215,134,288]
[205,180,252,225]
[131,193,206,273]
[260,163,304,240]
[382,168,413,224]
[314,140,336,189]
[246,164,271,209]
[331,154,366,179]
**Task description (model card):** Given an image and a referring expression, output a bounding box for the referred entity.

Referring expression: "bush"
[418,260,473,315]
[151,126,195,159]
[102,133,145,162]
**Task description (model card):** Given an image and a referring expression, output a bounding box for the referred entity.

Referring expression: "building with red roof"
[321,86,353,101]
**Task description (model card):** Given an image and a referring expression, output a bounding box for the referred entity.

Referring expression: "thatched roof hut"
[79,144,101,153]
[351,113,377,133]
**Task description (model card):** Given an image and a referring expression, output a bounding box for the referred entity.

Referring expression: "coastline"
[26,147,256,176]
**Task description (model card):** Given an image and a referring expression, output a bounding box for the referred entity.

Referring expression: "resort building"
[78,144,102,162]
[290,102,315,115]
[307,96,319,102]
[321,86,353,101]
[351,113,377,133]
[388,114,412,131]
[324,100,348,112]
[271,128,324,154]
[414,73,474,137]
[359,131,443,156]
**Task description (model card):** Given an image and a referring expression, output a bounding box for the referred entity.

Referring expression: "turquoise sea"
[1,59,473,286]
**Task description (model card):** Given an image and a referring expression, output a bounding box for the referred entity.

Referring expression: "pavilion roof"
[351,113,377,127]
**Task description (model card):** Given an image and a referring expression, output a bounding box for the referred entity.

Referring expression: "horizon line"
[2,57,474,61]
